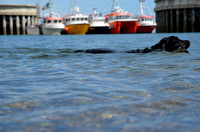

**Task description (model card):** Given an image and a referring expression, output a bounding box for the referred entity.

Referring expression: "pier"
[154,0,200,33]
[0,4,40,35]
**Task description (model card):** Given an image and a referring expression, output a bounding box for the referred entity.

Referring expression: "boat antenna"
[49,0,52,17]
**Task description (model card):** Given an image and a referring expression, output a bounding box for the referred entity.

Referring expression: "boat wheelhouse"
[87,8,110,34]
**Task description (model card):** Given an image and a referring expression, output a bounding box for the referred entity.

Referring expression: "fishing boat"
[87,8,110,34]
[63,0,90,35]
[105,0,138,34]
[41,0,65,35]
[132,0,157,33]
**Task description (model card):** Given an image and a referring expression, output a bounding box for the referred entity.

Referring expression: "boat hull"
[137,25,156,33]
[42,28,64,35]
[66,24,90,35]
[42,23,65,35]
[109,20,138,34]
[87,26,110,34]
[27,26,40,35]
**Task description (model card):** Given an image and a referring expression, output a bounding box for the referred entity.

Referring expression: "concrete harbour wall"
[0,4,40,35]
[154,0,200,33]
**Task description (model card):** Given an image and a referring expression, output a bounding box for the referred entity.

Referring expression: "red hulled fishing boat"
[105,0,138,34]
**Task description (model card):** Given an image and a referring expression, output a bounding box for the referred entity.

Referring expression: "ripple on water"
[190,67,200,71]
[0,34,200,131]
[5,101,39,110]
[30,54,56,59]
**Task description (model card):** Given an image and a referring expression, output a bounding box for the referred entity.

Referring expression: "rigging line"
[67,0,70,15]
[111,0,114,12]
[144,2,152,15]
[129,2,140,12]
[93,0,96,8]
[99,0,113,14]
[128,3,143,15]
[51,1,60,15]
[100,10,113,15]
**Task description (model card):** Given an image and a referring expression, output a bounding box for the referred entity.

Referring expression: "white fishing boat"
[41,0,65,35]
[87,8,110,34]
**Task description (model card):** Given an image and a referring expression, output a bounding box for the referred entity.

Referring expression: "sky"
[0,0,156,17]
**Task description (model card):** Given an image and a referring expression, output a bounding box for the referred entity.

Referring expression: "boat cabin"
[43,12,64,24]
[64,17,88,22]
[138,16,154,22]
[64,15,89,25]
[105,5,132,20]
[43,17,63,24]
[88,15,105,23]
[105,9,131,20]
[106,15,130,20]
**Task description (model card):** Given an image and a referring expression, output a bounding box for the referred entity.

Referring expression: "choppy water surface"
[0,33,200,131]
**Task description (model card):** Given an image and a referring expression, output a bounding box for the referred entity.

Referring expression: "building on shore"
[154,0,200,33]
[0,4,40,35]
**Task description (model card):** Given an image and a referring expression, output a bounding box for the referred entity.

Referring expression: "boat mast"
[112,0,121,12]
[115,0,120,9]
[70,0,74,15]
[139,0,144,16]
[111,0,114,12]
[49,0,52,17]
[93,8,97,17]
[139,0,152,16]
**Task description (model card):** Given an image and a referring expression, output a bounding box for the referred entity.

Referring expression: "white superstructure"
[64,1,89,26]
[41,0,65,35]
[88,8,109,28]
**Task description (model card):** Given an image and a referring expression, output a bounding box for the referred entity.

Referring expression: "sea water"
[0,33,200,131]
